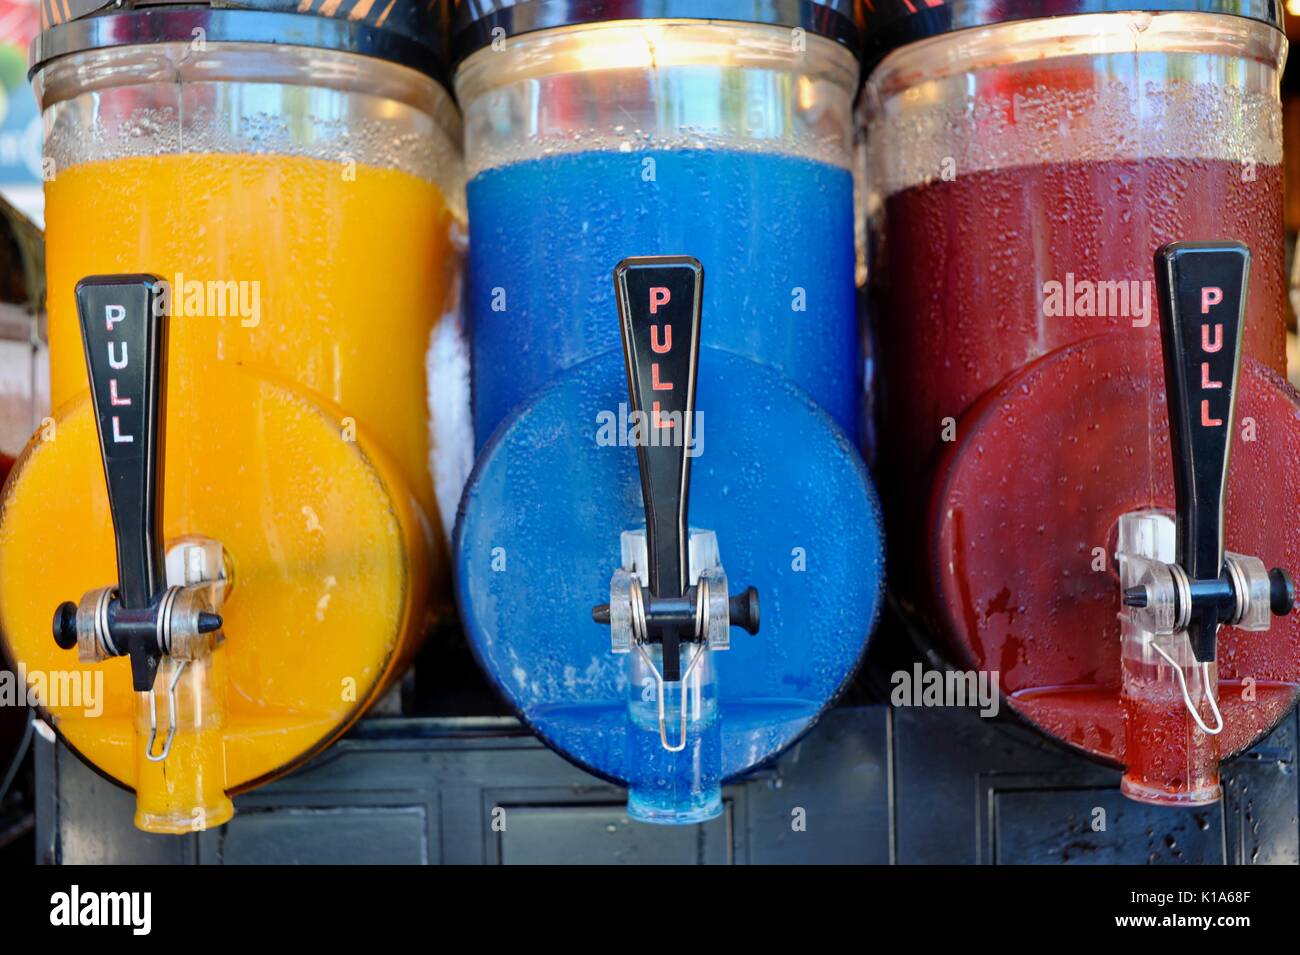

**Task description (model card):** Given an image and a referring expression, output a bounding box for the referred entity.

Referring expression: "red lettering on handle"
[1201,323,1223,353]
[650,324,672,354]
[652,401,675,429]
[1201,400,1223,428]
[1200,362,1223,390]
[651,363,672,391]
[1200,287,1223,313]
[649,287,671,314]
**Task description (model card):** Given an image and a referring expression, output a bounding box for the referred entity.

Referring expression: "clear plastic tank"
[864,7,1298,803]
[0,9,464,832]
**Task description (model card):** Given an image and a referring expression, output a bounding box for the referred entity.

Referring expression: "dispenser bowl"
[931,333,1300,766]
[454,347,885,783]
[0,367,433,794]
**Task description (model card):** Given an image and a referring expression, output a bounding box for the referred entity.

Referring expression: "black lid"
[31,0,451,83]
[863,0,1285,72]
[451,0,865,66]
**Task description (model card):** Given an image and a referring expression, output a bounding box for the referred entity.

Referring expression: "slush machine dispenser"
[451,2,884,823]
[0,0,464,832]
[864,1,1300,804]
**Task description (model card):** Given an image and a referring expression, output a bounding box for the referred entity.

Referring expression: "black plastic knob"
[52,601,78,650]
[728,586,760,635]
[1269,568,1295,617]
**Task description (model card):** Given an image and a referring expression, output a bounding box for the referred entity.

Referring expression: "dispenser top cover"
[450,0,865,63]
[31,0,451,80]
[455,347,885,785]
[860,0,1285,68]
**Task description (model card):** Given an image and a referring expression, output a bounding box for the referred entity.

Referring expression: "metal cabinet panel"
[217,807,431,864]
[892,706,1298,865]
[991,787,1223,865]
[495,803,732,865]
[35,705,1299,864]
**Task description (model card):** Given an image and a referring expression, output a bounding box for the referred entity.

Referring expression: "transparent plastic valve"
[617,527,727,824]
[608,568,637,655]
[1225,552,1274,633]
[132,536,233,833]
[1117,510,1222,805]
[133,651,233,833]
[698,566,730,650]
[626,641,722,824]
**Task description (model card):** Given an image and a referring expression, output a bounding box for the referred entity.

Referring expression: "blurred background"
[0,0,40,226]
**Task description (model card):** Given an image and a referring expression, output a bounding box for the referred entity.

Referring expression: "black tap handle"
[1154,242,1248,662]
[75,275,168,689]
[614,256,703,682]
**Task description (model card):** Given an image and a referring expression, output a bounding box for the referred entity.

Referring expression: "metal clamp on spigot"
[1120,242,1294,733]
[49,276,227,761]
[591,256,759,751]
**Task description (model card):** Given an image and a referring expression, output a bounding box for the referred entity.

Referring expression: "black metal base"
[34,703,1299,864]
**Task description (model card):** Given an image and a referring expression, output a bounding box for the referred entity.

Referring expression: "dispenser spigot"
[1154,243,1291,650]
[50,277,228,747]
[591,256,759,751]
[1118,242,1293,745]
[596,595,758,629]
